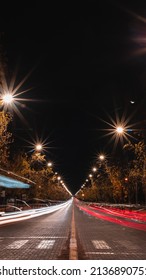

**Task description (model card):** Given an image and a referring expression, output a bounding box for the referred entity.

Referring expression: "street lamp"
[92,167,97,172]
[89,174,93,187]
[115,125,124,135]
[2,92,14,105]
[35,143,43,152]
[98,154,105,161]
[57,176,61,187]
[47,161,52,167]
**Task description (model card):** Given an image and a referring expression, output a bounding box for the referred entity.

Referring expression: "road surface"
[0,199,146,259]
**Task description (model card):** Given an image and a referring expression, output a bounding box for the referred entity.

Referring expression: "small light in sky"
[130,100,135,104]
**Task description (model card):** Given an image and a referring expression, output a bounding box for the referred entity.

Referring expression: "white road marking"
[120,252,145,255]
[86,252,145,255]
[92,240,111,249]
[69,204,78,260]
[0,236,66,239]
[116,240,140,250]
[86,252,114,255]
[7,240,28,249]
[37,240,55,249]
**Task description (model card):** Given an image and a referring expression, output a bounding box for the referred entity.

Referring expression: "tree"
[123,141,146,204]
[0,111,13,168]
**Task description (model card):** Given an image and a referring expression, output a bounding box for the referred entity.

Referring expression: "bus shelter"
[0,171,33,208]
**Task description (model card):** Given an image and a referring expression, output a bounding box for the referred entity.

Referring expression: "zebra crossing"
[0,236,66,250]
[0,237,114,251]
[85,239,145,257]
[0,237,142,252]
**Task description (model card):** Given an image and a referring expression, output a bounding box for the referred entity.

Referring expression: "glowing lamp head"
[99,154,105,161]
[2,93,13,105]
[116,126,124,134]
[92,167,97,172]
[47,162,52,167]
[35,144,43,151]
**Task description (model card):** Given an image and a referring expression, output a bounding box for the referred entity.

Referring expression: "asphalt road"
[0,202,72,260]
[0,199,146,260]
[74,200,146,260]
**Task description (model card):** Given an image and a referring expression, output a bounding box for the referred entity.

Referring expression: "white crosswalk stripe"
[7,240,28,249]
[92,240,111,249]
[37,240,55,249]
[1,238,57,250]
[116,240,140,250]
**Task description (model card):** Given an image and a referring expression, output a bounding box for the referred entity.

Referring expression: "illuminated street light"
[124,177,128,182]
[35,143,43,152]
[100,113,136,151]
[99,154,105,161]
[57,176,61,187]
[47,161,52,167]
[2,92,14,105]
[89,173,93,187]
[116,126,124,135]
[98,154,108,173]
[27,137,49,154]
[92,167,97,172]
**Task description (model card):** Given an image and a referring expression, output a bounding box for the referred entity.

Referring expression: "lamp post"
[89,174,93,187]
[57,176,61,187]
[98,154,107,170]
[115,124,139,205]
[92,167,97,173]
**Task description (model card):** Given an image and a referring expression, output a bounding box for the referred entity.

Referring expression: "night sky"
[3,0,146,194]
